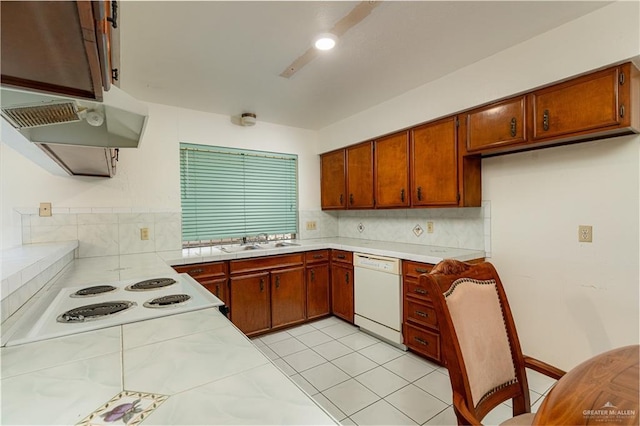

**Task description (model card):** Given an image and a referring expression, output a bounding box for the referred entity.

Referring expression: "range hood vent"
[1,101,81,128]
[0,86,148,178]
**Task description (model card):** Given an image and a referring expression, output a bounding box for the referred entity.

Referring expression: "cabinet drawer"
[331,250,353,265]
[174,262,226,278]
[402,261,433,279]
[404,323,440,362]
[405,299,438,330]
[305,250,329,264]
[404,277,434,301]
[230,254,304,274]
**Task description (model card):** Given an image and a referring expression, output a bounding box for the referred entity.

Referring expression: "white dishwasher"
[354,253,405,349]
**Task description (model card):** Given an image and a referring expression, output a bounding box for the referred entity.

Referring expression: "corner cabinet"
[173,262,229,306]
[331,250,354,323]
[320,149,347,209]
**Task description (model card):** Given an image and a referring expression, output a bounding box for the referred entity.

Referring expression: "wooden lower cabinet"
[306,263,330,320]
[271,266,306,329]
[331,250,354,323]
[229,272,270,335]
[402,260,442,363]
[173,261,229,305]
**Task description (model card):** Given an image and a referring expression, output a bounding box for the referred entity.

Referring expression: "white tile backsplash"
[20,210,182,259]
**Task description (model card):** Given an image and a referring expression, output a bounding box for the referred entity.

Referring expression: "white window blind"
[180,143,298,243]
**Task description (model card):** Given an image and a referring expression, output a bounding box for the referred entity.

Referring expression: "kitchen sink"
[218,241,301,253]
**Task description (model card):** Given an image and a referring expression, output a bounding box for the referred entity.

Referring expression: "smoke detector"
[240,113,257,127]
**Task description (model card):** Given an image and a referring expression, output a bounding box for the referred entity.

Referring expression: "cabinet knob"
[620,105,625,118]
[510,117,517,137]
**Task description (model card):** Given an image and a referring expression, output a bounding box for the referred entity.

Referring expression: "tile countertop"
[160,237,486,266]
[1,238,483,425]
[0,252,338,425]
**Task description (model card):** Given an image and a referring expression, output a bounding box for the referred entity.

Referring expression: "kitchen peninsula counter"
[0,251,338,425]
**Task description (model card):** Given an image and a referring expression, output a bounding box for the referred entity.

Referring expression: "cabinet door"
[230,272,270,336]
[307,264,330,320]
[331,264,354,323]
[411,117,459,206]
[201,277,228,306]
[532,66,623,141]
[375,131,410,208]
[321,150,346,209]
[346,142,374,209]
[271,267,306,329]
[465,96,527,153]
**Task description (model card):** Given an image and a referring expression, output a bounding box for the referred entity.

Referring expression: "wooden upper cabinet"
[532,63,638,140]
[465,96,527,153]
[375,131,410,208]
[411,117,459,207]
[0,1,117,100]
[346,142,375,209]
[320,149,346,209]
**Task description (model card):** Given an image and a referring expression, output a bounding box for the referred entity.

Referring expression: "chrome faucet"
[257,233,269,244]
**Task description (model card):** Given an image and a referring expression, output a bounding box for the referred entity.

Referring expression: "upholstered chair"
[420,260,565,426]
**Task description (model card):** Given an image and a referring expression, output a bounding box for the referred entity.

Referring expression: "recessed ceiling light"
[314,33,337,51]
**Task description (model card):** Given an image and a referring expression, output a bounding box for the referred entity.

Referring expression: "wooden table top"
[533,345,639,425]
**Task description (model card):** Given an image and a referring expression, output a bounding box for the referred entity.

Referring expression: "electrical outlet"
[578,225,592,243]
[306,221,317,231]
[39,202,52,217]
[140,227,150,240]
[427,221,434,233]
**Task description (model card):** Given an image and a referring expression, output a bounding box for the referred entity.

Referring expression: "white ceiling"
[119,1,610,130]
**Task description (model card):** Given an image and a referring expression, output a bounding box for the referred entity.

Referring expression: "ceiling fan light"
[314,33,337,51]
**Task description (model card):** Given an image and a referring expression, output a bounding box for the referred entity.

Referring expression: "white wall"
[1,103,320,249]
[317,1,640,370]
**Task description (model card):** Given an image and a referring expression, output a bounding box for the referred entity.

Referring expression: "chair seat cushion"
[499,412,536,426]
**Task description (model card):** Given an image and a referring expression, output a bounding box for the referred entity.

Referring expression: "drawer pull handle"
[400,188,405,203]
[415,268,428,274]
[417,186,423,201]
[620,105,625,118]
[349,194,354,205]
[310,270,315,281]
[415,310,429,318]
[414,288,428,295]
[189,268,204,274]
[215,284,220,295]
[510,117,517,137]
[275,276,280,289]
[414,337,429,346]
[542,109,550,131]
[345,273,350,285]
[313,254,324,259]
[259,278,265,292]
[340,194,344,205]
[337,254,346,259]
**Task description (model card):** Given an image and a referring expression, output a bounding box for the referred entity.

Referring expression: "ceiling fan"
[279,1,382,78]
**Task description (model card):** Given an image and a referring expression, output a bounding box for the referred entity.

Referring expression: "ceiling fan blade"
[279,0,382,78]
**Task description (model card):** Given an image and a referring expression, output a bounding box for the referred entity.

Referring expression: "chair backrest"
[420,260,531,424]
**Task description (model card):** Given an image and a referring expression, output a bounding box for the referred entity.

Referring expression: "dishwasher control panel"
[353,253,400,274]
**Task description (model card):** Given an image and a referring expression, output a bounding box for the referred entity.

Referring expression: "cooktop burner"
[143,294,191,308]
[57,301,136,323]
[70,285,117,298]
[125,278,177,291]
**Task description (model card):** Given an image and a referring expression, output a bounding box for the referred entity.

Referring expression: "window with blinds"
[180,143,298,245]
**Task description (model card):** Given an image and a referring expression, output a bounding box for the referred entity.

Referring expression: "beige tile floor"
[252,316,556,426]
